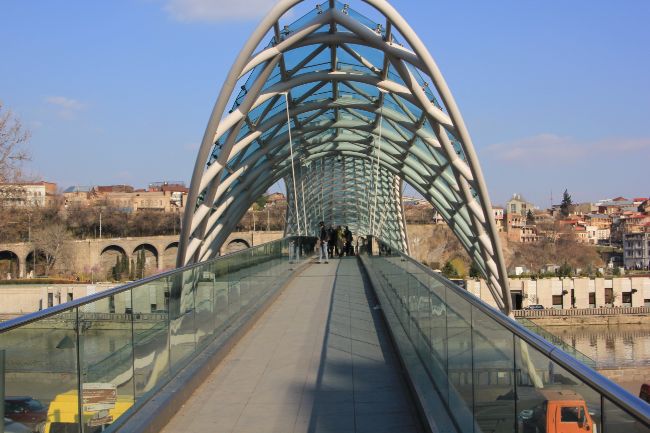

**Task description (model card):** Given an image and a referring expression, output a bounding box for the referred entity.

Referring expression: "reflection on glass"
[472,306,515,433]
[0,237,304,432]
[368,244,649,433]
[0,310,79,433]
[79,291,135,432]
[132,279,170,400]
[515,337,602,433]
[169,268,197,372]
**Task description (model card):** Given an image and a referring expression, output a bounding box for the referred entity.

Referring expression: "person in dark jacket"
[344,226,353,256]
[318,221,329,263]
[327,225,335,257]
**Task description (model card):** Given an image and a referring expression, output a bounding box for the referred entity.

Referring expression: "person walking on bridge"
[344,226,353,256]
[318,221,329,264]
[327,224,335,257]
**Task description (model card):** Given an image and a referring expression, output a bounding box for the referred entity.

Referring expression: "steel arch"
[178,0,512,313]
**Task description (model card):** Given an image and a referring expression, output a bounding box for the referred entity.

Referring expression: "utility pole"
[29,213,34,277]
[99,211,102,239]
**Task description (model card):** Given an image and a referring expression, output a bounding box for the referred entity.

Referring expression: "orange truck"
[519,389,597,433]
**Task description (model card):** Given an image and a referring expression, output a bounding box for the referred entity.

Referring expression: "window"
[605,288,614,306]
[552,295,563,309]
[109,295,115,313]
[47,292,53,308]
[67,293,73,302]
[561,406,584,423]
[589,293,596,307]
[150,303,157,313]
[622,292,632,305]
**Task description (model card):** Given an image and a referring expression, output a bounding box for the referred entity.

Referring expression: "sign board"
[82,383,116,412]
[88,409,113,427]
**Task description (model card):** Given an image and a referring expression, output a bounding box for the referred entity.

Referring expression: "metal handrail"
[378,249,650,425]
[0,236,301,333]
[515,306,650,317]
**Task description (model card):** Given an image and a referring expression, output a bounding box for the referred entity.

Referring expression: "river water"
[545,323,650,397]
[544,324,650,369]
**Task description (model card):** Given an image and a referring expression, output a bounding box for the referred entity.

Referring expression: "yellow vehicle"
[42,390,133,433]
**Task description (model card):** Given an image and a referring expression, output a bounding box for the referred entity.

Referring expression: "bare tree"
[31,223,73,276]
[0,101,30,183]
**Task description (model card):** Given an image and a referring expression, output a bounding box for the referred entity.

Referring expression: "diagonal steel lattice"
[178,0,512,313]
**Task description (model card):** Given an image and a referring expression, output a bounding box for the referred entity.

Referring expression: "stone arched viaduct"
[0,231,283,279]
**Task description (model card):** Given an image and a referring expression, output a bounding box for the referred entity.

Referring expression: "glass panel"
[169,268,197,372]
[603,397,649,433]
[79,291,135,432]
[132,280,170,400]
[445,289,474,433]
[427,273,448,401]
[0,310,79,433]
[472,306,515,433]
[515,336,602,433]
[211,256,230,332]
[195,263,216,350]
[0,237,306,433]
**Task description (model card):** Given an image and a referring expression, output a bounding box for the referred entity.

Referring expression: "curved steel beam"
[179,0,512,313]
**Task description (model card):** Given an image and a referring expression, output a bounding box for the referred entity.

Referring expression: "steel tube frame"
[178,0,512,313]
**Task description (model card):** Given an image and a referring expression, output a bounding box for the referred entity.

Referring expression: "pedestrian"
[344,226,353,256]
[318,221,329,264]
[336,225,344,258]
[328,224,335,257]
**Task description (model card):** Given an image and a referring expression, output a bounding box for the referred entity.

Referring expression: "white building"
[624,233,650,270]
[0,182,58,207]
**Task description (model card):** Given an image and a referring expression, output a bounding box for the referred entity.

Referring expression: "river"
[545,323,650,395]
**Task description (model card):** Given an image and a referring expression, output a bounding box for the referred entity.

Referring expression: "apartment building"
[624,232,650,270]
[0,182,58,207]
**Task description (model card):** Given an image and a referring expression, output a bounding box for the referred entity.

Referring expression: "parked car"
[3,418,32,433]
[526,304,545,310]
[4,396,47,432]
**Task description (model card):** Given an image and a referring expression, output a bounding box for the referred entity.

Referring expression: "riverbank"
[597,367,650,396]
[529,313,650,327]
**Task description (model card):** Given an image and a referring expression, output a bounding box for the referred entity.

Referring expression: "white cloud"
[486,133,650,164]
[45,96,86,119]
[164,0,276,22]
[45,96,85,111]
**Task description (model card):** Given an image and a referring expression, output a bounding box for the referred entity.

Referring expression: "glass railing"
[362,248,650,433]
[0,236,315,433]
[517,317,597,368]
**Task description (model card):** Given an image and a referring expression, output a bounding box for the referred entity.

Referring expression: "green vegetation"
[442,260,459,278]
[255,195,268,209]
[560,188,573,218]
[469,261,481,279]
[526,209,535,225]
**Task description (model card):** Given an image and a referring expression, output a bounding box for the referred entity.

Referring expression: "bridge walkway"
[162,257,424,433]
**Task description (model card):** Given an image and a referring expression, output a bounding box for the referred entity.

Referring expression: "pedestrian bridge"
[0,239,648,433]
[1,0,649,432]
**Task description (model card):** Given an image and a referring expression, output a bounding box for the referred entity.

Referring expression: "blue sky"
[1,0,648,207]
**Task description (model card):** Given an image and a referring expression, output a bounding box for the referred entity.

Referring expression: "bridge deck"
[162,257,423,433]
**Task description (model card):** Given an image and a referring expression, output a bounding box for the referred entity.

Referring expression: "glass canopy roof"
[179,0,512,313]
